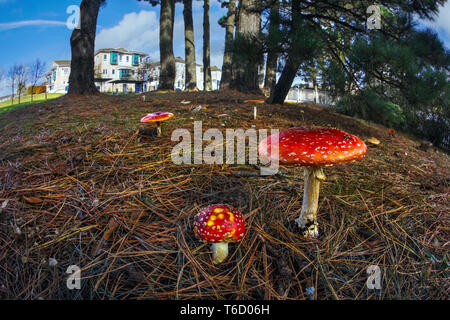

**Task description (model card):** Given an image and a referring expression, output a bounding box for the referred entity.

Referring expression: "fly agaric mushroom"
[259,126,367,237]
[244,99,265,120]
[140,112,174,137]
[367,137,381,146]
[194,204,245,264]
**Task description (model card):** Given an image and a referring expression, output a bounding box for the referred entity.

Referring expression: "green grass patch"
[0,93,64,112]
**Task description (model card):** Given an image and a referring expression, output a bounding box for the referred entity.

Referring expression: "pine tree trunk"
[159,0,176,90]
[183,0,197,90]
[68,0,102,95]
[203,0,212,91]
[229,0,261,93]
[268,0,302,104]
[219,0,236,90]
[264,0,280,96]
[269,54,301,105]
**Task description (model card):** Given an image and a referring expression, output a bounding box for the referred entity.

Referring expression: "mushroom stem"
[156,122,162,137]
[295,166,326,238]
[211,242,229,264]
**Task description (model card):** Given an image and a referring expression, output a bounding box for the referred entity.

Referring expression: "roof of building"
[53,60,71,67]
[95,48,148,57]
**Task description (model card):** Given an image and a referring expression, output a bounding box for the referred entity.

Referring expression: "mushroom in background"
[367,137,381,146]
[140,112,174,137]
[194,204,245,264]
[244,99,265,120]
[259,127,367,237]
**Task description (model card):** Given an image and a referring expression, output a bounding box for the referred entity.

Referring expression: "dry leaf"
[23,196,44,204]
[104,218,119,241]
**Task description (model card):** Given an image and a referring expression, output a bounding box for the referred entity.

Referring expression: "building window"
[126,56,129,62]
[112,69,115,75]
[110,52,118,65]
[104,54,107,61]
[133,55,139,66]
[120,69,131,79]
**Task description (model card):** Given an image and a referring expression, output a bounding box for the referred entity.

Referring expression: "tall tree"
[183,0,197,90]
[219,0,237,89]
[230,0,262,92]
[68,0,106,95]
[269,0,321,104]
[263,0,280,96]
[28,59,46,102]
[159,0,176,90]
[203,0,212,91]
[140,0,176,90]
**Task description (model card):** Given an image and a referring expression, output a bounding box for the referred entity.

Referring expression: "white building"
[46,60,71,94]
[148,57,222,91]
[94,48,149,94]
[286,83,334,105]
[46,50,222,94]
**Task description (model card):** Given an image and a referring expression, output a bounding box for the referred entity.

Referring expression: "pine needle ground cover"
[0,91,448,300]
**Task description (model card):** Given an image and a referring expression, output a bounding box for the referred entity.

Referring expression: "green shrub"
[336,90,406,129]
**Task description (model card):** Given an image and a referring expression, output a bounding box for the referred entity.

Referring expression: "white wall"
[47,63,70,94]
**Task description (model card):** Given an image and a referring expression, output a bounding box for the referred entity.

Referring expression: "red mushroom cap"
[259,126,367,166]
[140,112,174,123]
[194,204,245,243]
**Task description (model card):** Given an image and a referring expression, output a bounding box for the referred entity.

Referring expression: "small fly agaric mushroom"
[259,126,367,237]
[244,99,265,120]
[194,204,245,264]
[367,137,381,146]
[140,112,174,137]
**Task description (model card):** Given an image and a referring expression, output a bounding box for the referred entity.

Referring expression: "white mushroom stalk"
[156,121,162,137]
[295,166,325,238]
[211,242,229,265]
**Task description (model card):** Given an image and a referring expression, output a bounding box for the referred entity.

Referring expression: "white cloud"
[0,20,66,31]
[96,10,160,54]
[419,2,450,45]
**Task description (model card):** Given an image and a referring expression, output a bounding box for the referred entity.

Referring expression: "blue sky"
[0,0,449,97]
